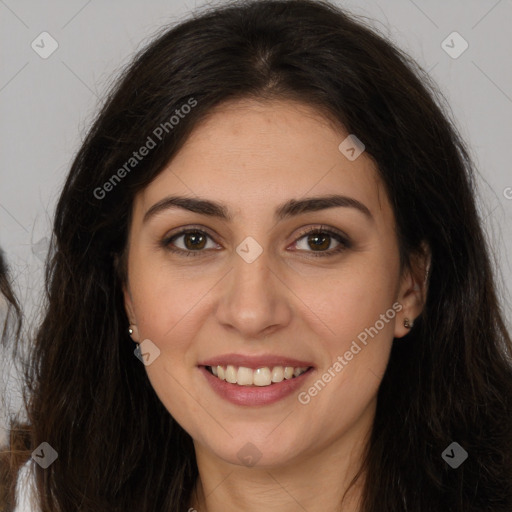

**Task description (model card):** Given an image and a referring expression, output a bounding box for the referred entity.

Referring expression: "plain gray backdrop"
[1,0,511,441]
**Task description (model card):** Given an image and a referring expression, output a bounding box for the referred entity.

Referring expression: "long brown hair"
[2,1,511,510]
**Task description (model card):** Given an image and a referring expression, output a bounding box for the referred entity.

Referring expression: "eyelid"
[293,224,350,244]
[161,224,351,257]
[163,224,218,241]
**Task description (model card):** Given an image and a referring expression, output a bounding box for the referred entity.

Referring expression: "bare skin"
[123,98,428,512]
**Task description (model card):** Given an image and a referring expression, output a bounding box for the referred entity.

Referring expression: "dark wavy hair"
[2,1,511,510]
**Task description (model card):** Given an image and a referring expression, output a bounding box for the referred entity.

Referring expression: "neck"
[189,407,373,512]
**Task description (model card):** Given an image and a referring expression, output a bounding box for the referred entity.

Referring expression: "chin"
[205,433,306,469]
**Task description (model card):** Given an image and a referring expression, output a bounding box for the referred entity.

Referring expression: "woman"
[0,248,24,507]
[2,0,511,510]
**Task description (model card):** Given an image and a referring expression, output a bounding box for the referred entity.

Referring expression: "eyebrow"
[143,194,373,224]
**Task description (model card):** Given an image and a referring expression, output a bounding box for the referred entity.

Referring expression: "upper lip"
[199,353,314,369]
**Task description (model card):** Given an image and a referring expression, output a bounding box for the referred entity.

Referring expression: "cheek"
[128,247,215,344]
[129,264,212,433]
[295,269,397,429]
[286,252,399,410]
[288,257,399,343]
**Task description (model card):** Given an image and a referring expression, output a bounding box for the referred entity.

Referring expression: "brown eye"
[163,229,218,256]
[306,232,331,251]
[292,226,351,257]
[182,232,207,250]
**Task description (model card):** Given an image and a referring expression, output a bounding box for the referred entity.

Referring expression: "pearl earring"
[128,324,139,341]
[404,318,413,329]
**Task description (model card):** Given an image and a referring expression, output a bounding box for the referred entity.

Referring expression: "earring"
[404,318,413,329]
[128,324,139,341]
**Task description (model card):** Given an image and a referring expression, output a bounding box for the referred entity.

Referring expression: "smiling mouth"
[205,365,312,387]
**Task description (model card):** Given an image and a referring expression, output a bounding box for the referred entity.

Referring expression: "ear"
[123,283,140,342]
[114,252,140,342]
[394,242,431,339]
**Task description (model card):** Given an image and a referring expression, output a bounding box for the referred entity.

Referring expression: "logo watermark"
[442,442,468,469]
[134,339,161,366]
[338,134,365,161]
[237,442,263,467]
[31,31,59,59]
[32,442,58,469]
[441,31,469,59]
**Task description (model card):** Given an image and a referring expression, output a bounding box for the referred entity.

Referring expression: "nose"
[214,244,293,340]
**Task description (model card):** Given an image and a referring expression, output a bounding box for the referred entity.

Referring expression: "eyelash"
[161,225,351,258]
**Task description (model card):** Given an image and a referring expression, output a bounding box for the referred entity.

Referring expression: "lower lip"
[199,366,313,406]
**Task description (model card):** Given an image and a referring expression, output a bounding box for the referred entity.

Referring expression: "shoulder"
[14,459,40,512]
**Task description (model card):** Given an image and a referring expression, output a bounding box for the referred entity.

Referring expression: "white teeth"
[225,365,237,383]
[253,367,272,386]
[208,365,309,387]
[271,366,284,383]
[237,366,253,386]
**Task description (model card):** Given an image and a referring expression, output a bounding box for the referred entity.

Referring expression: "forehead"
[135,98,391,226]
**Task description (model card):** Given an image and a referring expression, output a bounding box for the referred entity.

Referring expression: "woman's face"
[124,98,423,468]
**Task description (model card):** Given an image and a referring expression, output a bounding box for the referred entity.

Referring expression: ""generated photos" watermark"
[298,301,403,405]
[93,97,197,200]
